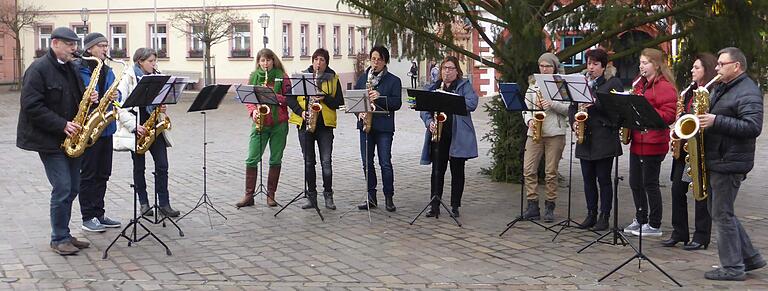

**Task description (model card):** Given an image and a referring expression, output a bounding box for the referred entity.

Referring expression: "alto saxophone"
[531,89,546,143]
[306,71,323,133]
[85,56,127,146]
[254,72,271,132]
[62,54,103,158]
[620,74,645,145]
[673,74,721,201]
[431,112,447,142]
[670,82,696,159]
[136,105,171,155]
[575,103,588,144]
[361,75,374,133]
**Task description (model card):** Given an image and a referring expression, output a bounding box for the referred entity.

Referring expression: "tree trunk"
[14,35,22,90]
[204,43,213,86]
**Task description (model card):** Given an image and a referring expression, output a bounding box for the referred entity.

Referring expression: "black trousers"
[430,137,466,209]
[629,153,664,228]
[79,136,113,221]
[670,157,711,244]
[580,157,614,214]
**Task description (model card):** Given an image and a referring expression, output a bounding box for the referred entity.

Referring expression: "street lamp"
[80,8,89,33]
[258,13,270,48]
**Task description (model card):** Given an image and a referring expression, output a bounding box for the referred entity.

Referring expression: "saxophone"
[430,82,448,142]
[254,72,271,132]
[361,72,375,133]
[85,56,127,146]
[673,74,721,201]
[620,74,645,145]
[305,71,323,133]
[531,89,546,143]
[62,54,103,158]
[574,103,588,144]
[670,82,696,159]
[135,106,171,155]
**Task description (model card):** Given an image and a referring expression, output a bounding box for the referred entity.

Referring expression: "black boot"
[301,191,318,209]
[384,195,396,212]
[426,203,440,218]
[358,195,377,210]
[578,210,597,229]
[323,191,336,210]
[522,199,540,220]
[590,212,610,231]
[543,200,555,222]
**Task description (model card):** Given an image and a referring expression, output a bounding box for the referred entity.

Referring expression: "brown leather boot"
[236,167,258,208]
[266,165,281,207]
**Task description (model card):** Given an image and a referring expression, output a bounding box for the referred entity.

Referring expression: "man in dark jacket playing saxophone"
[699,47,764,281]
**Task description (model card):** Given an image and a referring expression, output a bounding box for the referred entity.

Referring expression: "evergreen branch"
[544,0,589,24]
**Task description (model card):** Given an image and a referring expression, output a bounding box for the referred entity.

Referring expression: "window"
[300,24,308,56]
[110,25,127,58]
[317,25,325,49]
[149,24,168,58]
[37,25,53,57]
[231,23,251,58]
[562,35,584,67]
[190,24,204,57]
[360,27,368,53]
[333,26,340,56]
[282,23,292,57]
[348,26,355,55]
[73,25,87,50]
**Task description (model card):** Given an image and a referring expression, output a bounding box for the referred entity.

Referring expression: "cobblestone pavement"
[1,88,767,290]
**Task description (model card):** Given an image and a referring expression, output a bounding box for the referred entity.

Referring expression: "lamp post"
[258,13,270,49]
[80,8,89,33]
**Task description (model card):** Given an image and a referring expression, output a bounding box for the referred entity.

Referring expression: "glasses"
[538,64,554,68]
[96,44,109,48]
[716,61,737,67]
[62,40,76,47]
[442,66,457,71]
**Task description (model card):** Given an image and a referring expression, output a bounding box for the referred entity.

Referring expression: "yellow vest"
[288,73,340,128]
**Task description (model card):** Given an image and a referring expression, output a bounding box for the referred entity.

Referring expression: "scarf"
[366,65,388,89]
[250,67,284,94]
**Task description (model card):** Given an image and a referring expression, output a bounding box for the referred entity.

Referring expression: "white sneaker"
[623,218,641,234]
[631,224,663,237]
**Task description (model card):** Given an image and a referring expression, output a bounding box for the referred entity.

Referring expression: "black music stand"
[103,74,173,259]
[274,74,325,221]
[538,74,596,241]
[233,84,280,207]
[337,89,391,223]
[177,84,231,228]
[496,83,556,236]
[579,92,681,287]
[407,88,467,227]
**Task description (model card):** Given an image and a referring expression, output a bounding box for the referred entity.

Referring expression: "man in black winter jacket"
[699,47,765,281]
[17,27,97,255]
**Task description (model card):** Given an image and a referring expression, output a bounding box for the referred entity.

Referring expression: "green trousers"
[246,122,288,168]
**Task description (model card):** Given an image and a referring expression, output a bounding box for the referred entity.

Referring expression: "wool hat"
[83,32,108,50]
[537,52,560,70]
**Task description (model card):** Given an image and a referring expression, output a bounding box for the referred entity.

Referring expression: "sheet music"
[290,73,318,96]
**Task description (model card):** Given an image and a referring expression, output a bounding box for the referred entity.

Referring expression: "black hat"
[83,32,108,50]
[51,27,80,42]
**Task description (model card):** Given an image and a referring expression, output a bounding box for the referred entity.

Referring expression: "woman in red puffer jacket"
[622,48,677,237]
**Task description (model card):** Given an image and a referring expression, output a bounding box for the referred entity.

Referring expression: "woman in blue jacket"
[354,46,402,212]
[419,56,479,218]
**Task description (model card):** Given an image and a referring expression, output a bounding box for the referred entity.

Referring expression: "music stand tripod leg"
[339,132,381,223]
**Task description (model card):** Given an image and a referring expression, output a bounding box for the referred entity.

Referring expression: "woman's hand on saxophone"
[538,98,551,110]
[429,119,437,133]
[136,125,148,137]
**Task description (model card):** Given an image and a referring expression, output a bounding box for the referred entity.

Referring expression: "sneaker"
[705,268,746,281]
[98,216,122,228]
[631,224,663,237]
[81,217,106,232]
[623,218,641,234]
[50,241,79,255]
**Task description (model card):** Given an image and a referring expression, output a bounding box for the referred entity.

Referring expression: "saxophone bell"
[431,112,447,142]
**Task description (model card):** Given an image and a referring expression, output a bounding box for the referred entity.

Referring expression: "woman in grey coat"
[419,56,479,218]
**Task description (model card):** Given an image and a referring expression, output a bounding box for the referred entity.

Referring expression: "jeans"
[39,152,81,244]
[629,153,664,228]
[359,130,394,200]
[708,171,762,272]
[131,136,170,207]
[670,157,711,244]
[580,157,614,214]
[79,136,113,221]
[298,126,334,193]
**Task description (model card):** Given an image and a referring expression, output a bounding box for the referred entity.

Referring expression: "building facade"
[0,0,18,84]
[20,0,374,89]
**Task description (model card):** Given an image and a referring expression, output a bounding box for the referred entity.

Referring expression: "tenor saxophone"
[62,54,103,158]
[361,74,374,133]
[306,71,323,133]
[531,89,546,143]
[136,106,171,155]
[670,82,696,159]
[673,74,721,201]
[254,72,271,132]
[85,56,127,146]
[575,103,588,144]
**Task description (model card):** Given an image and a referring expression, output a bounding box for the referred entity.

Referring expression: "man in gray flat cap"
[17,27,98,255]
[76,32,123,233]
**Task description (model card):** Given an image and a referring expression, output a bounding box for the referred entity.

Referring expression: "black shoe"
[683,241,708,251]
[746,259,767,272]
[543,200,555,223]
[384,196,396,212]
[357,201,377,210]
[140,204,153,217]
[451,207,460,218]
[301,192,318,210]
[590,212,610,231]
[661,237,688,247]
[705,268,746,281]
[426,207,440,218]
[577,211,597,229]
[522,199,540,220]
[323,191,336,210]
[159,206,180,217]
